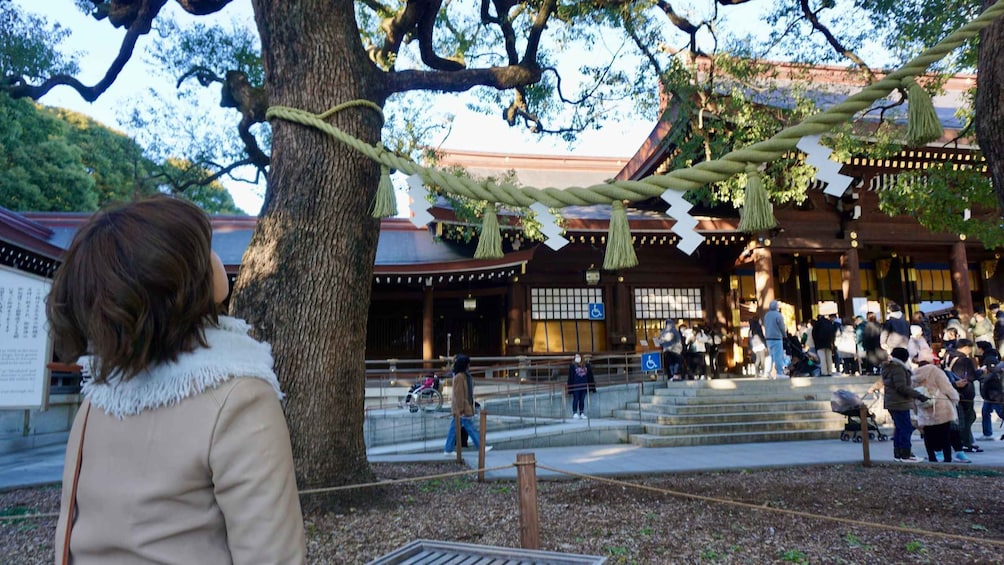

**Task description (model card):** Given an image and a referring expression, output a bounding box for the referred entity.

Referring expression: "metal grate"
[367,539,607,564]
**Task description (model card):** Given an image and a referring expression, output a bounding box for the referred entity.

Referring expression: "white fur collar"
[82,316,283,419]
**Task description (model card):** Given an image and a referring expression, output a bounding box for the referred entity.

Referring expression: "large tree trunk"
[977,0,1004,215]
[233,0,385,492]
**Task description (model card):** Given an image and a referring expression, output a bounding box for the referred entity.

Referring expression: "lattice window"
[633,287,704,320]
[530,287,603,320]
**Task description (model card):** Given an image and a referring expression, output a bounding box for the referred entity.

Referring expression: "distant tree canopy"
[0,93,245,214]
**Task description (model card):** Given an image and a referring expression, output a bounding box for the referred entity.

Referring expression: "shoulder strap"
[60,400,91,565]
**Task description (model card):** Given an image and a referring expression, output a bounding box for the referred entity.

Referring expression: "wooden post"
[859,403,871,467]
[515,452,540,550]
[454,417,463,462]
[478,409,488,482]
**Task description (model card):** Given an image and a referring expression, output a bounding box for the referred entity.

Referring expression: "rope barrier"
[265,0,1004,212]
[536,463,1004,548]
[0,463,514,522]
[296,463,514,496]
[0,511,58,522]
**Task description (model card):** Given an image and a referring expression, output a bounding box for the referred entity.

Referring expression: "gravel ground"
[3,462,1003,564]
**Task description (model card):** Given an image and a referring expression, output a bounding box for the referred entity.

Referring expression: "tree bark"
[234,0,385,493]
[977,0,1004,215]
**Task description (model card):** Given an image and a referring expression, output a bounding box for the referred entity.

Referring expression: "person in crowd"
[799,321,815,354]
[994,310,1004,354]
[944,339,982,453]
[907,324,932,365]
[976,346,1003,442]
[945,309,967,340]
[567,353,596,419]
[881,347,929,462]
[912,350,961,463]
[444,353,491,455]
[763,301,789,378]
[912,310,934,347]
[881,303,910,353]
[707,322,726,378]
[970,307,994,345]
[811,314,837,376]
[49,196,306,564]
[940,326,960,365]
[688,325,712,379]
[748,319,769,378]
[657,319,685,381]
[862,312,885,374]
[836,319,859,375]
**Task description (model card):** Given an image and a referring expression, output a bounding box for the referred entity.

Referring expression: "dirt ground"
[2,461,1003,564]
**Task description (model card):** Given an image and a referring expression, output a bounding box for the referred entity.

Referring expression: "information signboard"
[0,265,52,410]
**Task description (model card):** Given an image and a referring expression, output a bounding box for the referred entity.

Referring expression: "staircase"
[614,376,882,447]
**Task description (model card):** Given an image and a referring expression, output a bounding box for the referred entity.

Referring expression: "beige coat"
[55,377,306,564]
[911,364,959,428]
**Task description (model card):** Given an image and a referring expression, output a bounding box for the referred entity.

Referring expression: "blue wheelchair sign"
[641,352,662,372]
[588,303,605,320]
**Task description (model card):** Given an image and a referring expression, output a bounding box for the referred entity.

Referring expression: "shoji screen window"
[633,287,705,347]
[530,288,606,353]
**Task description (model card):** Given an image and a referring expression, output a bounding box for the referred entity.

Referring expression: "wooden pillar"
[753,247,775,315]
[841,247,862,318]
[613,275,633,350]
[950,241,974,317]
[515,453,540,549]
[423,285,434,360]
[507,278,528,354]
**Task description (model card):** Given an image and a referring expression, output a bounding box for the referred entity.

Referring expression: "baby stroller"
[830,389,888,442]
[402,373,443,413]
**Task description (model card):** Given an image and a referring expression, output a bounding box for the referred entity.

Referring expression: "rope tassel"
[370,162,398,218]
[603,200,638,270]
[474,203,503,259]
[903,77,943,146]
[738,163,776,233]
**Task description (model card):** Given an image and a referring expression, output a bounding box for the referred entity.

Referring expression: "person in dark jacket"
[567,354,596,419]
[944,339,981,453]
[862,312,884,374]
[976,347,1004,441]
[811,314,837,376]
[882,347,929,462]
[881,303,910,353]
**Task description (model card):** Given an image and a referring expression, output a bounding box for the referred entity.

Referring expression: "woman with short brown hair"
[50,195,305,564]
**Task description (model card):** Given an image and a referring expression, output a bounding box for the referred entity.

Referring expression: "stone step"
[625,399,837,415]
[628,428,851,448]
[652,379,874,399]
[640,417,849,437]
[611,408,843,425]
[641,393,854,405]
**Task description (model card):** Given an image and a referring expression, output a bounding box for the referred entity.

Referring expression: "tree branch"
[220,70,270,169]
[416,0,465,70]
[798,0,876,81]
[4,0,168,101]
[367,0,426,69]
[521,0,557,64]
[174,0,235,16]
[382,64,542,96]
[156,157,257,194]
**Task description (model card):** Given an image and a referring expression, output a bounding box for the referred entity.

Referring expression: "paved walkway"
[370,433,1004,481]
[8,429,1003,492]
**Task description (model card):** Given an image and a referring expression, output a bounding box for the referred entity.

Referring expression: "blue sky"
[15,1,665,214]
